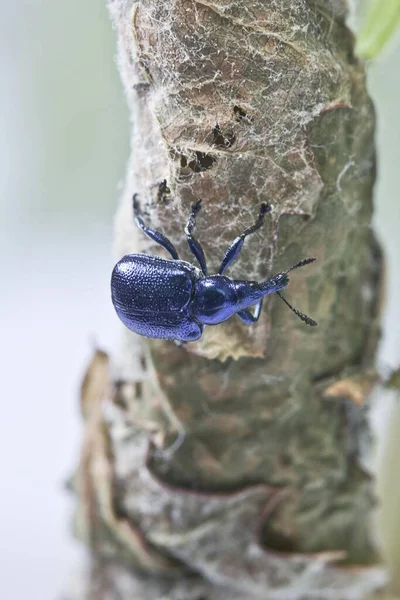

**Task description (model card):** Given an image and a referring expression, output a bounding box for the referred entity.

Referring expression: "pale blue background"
[0,2,398,599]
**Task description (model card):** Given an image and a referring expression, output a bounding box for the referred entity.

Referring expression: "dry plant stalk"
[69,1,395,598]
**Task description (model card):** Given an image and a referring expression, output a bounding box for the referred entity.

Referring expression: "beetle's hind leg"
[133,194,179,260]
[236,299,263,324]
[185,199,207,275]
[174,340,187,348]
[218,203,271,275]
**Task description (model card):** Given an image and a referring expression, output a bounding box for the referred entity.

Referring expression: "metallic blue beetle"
[111,195,317,342]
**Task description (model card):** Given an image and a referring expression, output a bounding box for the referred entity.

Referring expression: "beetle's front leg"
[236,299,263,324]
[218,203,271,275]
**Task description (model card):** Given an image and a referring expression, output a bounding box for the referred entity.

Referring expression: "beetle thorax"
[191,276,240,325]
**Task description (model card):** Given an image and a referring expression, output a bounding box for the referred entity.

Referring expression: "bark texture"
[69,0,393,598]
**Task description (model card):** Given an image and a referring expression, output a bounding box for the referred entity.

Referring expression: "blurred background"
[0,2,398,599]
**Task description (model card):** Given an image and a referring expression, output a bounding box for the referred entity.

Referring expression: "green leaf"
[355,0,400,59]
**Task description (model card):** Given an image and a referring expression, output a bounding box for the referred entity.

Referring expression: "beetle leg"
[174,339,187,348]
[236,299,263,324]
[133,194,179,260]
[218,203,271,275]
[185,199,207,275]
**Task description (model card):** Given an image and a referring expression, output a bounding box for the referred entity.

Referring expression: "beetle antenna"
[276,291,318,327]
[285,257,316,274]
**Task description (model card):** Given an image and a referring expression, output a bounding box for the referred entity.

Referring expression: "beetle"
[111,195,317,342]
